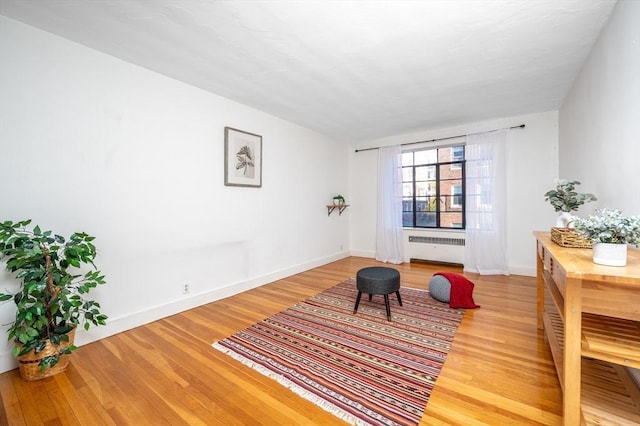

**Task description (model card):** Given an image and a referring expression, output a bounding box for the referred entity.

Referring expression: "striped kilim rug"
[212,278,465,426]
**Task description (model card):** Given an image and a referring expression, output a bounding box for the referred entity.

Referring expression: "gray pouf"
[429,275,451,303]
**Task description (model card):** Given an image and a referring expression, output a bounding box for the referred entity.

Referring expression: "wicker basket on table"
[550,227,592,248]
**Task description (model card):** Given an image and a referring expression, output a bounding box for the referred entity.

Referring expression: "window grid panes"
[402,146,465,229]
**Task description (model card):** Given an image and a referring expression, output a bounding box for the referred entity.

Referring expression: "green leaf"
[18,340,38,356]
[39,355,59,370]
[33,225,41,236]
[0,294,12,302]
[34,341,47,354]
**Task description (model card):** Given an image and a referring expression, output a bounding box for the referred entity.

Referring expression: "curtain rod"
[354,124,525,153]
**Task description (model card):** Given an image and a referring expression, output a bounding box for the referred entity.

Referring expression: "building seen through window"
[401,145,464,228]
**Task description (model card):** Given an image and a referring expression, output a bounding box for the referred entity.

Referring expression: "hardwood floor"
[0,257,562,425]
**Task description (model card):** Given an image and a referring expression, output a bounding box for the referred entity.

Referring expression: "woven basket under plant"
[17,328,76,381]
[550,227,592,248]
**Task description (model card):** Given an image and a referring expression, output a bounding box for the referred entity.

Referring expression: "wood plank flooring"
[0,257,563,425]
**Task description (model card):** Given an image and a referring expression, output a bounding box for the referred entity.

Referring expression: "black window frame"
[402,146,466,229]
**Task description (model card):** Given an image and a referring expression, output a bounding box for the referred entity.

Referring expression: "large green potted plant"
[0,219,107,380]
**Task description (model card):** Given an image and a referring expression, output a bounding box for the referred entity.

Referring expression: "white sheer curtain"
[464,129,509,275]
[376,145,404,264]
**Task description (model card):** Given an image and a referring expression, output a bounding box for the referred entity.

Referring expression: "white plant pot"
[592,243,627,267]
[555,212,574,228]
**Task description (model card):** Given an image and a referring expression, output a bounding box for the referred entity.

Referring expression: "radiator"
[406,235,465,266]
[408,236,465,246]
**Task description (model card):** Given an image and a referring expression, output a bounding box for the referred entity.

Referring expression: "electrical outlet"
[183,283,190,294]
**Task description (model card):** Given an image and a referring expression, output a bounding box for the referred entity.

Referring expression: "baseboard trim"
[74,251,351,347]
[349,250,375,258]
[0,251,350,374]
[508,265,536,277]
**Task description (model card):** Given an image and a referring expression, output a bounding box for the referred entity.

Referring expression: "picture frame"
[224,127,262,188]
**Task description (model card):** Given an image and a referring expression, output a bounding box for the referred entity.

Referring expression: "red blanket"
[434,272,480,309]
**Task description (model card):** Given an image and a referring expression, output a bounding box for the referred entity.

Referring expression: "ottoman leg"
[368,293,373,301]
[396,290,403,306]
[353,291,363,314]
[383,294,391,321]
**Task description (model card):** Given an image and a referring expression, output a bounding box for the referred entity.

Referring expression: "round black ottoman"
[353,266,402,321]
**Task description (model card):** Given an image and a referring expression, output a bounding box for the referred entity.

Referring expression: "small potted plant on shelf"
[333,195,346,206]
[0,219,108,380]
[573,209,640,266]
[544,179,597,228]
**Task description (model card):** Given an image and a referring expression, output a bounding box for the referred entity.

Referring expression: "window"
[451,185,462,208]
[402,145,464,229]
[450,146,464,170]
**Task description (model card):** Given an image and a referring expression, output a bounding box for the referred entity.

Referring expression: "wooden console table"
[534,232,640,425]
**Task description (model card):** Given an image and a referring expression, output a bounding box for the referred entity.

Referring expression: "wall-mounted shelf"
[326,204,349,216]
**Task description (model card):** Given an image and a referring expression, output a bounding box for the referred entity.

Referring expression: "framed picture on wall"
[224,127,262,188]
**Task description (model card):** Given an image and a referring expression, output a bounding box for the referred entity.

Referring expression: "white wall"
[559,0,640,216]
[558,0,640,385]
[350,111,559,276]
[0,17,350,372]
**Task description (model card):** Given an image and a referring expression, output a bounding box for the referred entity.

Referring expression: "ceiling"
[0,0,617,143]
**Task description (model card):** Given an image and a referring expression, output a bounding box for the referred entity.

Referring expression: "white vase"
[592,243,627,267]
[555,212,574,228]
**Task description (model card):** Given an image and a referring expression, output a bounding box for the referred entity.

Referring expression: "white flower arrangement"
[573,209,640,246]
